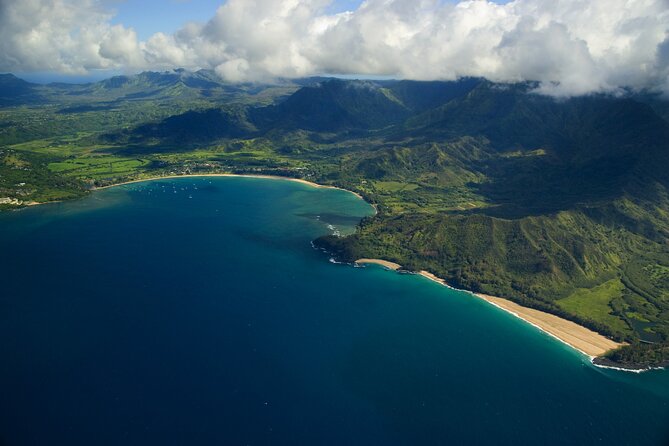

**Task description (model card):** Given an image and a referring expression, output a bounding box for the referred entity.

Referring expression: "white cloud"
[214,57,250,82]
[1,0,669,96]
[0,0,139,73]
[99,25,143,67]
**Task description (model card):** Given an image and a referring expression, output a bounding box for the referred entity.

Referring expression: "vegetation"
[557,279,631,335]
[599,342,669,369]
[2,70,669,368]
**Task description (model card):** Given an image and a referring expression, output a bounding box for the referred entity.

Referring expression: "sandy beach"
[356,259,623,358]
[472,292,623,357]
[356,258,403,270]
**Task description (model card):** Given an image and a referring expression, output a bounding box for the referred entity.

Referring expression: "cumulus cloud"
[0,0,141,73]
[1,0,669,96]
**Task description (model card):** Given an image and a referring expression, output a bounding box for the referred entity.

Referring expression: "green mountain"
[130,78,417,142]
[131,107,256,144]
[388,78,481,113]
[251,79,412,132]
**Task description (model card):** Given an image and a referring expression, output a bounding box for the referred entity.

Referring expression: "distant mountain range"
[0,69,297,106]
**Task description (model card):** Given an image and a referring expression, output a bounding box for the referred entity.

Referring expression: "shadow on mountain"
[469,154,640,218]
[405,84,669,218]
[0,73,43,106]
[106,108,257,154]
[250,79,412,132]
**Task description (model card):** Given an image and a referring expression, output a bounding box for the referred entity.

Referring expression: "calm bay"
[0,177,668,445]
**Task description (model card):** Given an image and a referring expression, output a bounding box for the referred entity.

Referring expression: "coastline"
[11,173,370,211]
[93,173,367,201]
[15,177,641,368]
[356,258,626,364]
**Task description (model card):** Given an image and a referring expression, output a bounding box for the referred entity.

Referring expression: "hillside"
[251,79,412,132]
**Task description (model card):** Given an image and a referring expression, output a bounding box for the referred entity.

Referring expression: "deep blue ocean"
[1,177,668,445]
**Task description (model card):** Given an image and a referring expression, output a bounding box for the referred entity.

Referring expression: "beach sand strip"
[355,260,623,358]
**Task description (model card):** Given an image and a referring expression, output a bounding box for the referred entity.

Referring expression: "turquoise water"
[0,176,668,445]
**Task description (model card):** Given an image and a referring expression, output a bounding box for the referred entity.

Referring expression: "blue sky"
[109,0,366,40]
[109,0,225,40]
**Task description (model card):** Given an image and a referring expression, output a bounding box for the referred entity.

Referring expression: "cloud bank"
[1,0,668,96]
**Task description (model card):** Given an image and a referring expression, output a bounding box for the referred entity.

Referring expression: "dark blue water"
[1,177,668,445]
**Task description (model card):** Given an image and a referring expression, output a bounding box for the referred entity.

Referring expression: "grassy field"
[49,157,150,178]
[374,181,420,192]
[557,279,632,335]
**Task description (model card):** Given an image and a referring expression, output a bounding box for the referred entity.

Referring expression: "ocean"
[0,176,668,445]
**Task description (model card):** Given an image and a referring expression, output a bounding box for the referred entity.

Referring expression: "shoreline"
[14,173,376,214]
[355,258,630,368]
[93,173,367,200]
[16,177,648,370]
